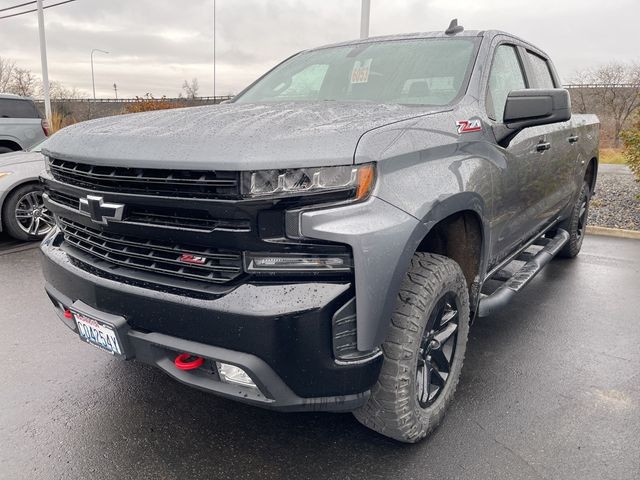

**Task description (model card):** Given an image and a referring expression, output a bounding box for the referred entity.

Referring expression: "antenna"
[445,18,464,35]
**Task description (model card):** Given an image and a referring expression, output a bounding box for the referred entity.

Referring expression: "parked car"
[0,140,53,241]
[0,93,49,154]
[40,22,599,443]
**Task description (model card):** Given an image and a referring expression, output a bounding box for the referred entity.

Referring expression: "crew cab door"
[521,50,575,219]
[485,44,572,262]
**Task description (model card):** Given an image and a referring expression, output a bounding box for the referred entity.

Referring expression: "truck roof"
[307,29,532,52]
[0,93,33,100]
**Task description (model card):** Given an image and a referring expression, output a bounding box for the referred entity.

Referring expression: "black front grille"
[49,158,240,199]
[46,190,78,209]
[59,217,243,285]
[46,190,251,233]
[126,207,251,232]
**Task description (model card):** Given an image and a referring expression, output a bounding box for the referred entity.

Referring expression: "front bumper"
[41,233,382,412]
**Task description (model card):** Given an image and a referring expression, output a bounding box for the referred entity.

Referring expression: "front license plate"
[74,312,123,355]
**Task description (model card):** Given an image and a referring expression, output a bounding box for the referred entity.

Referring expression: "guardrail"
[564,84,639,89]
[32,96,234,103]
[27,86,640,102]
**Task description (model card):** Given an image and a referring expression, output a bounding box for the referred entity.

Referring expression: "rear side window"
[0,98,41,119]
[486,45,526,122]
[526,52,555,88]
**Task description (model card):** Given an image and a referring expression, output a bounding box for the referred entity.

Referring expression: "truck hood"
[43,102,447,170]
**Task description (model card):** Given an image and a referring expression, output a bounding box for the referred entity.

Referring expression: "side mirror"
[495,89,571,146]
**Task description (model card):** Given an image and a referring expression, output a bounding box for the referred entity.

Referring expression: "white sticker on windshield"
[351,59,372,84]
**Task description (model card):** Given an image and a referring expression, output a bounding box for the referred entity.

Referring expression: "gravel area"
[589,164,640,231]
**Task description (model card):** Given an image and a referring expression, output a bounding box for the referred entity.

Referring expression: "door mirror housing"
[495,88,572,146]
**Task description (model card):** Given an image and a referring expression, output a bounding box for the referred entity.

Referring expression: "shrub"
[621,114,640,183]
[125,94,182,113]
[49,110,76,133]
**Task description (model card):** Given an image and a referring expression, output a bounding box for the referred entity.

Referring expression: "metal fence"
[32,96,234,104]
[564,83,639,89]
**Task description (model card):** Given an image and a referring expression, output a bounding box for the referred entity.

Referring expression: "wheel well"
[0,140,22,152]
[415,211,483,292]
[585,157,597,193]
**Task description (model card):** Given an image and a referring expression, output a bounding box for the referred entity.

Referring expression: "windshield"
[235,38,479,106]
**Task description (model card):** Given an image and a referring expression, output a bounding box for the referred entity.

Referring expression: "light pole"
[36,0,51,120]
[91,49,109,100]
[360,0,371,39]
[213,0,216,101]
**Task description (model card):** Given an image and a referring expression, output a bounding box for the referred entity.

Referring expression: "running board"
[477,229,570,317]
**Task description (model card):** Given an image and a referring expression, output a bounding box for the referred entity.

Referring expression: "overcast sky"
[0,0,638,98]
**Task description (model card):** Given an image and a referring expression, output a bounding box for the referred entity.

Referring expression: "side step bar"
[477,229,570,317]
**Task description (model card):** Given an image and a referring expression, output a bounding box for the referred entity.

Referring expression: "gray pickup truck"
[0,94,48,153]
[40,23,598,443]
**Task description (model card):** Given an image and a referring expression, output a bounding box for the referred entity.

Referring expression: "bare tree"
[47,80,85,100]
[10,68,38,97]
[182,78,200,99]
[571,62,640,147]
[0,57,16,92]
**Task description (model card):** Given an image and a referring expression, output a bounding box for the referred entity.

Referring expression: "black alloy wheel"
[416,293,460,408]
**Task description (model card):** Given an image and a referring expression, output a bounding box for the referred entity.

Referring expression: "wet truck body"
[40,27,599,442]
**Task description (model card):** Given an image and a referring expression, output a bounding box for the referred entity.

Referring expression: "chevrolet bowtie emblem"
[79,195,124,225]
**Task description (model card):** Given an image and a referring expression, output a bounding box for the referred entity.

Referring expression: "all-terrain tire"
[557,181,591,258]
[353,253,470,443]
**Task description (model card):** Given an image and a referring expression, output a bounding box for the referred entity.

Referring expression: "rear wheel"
[557,181,590,258]
[2,183,54,241]
[354,253,469,443]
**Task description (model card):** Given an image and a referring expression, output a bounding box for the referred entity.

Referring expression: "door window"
[486,45,526,122]
[526,52,556,88]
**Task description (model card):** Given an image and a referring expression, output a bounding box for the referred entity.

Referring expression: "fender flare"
[299,193,490,351]
[371,193,489,345]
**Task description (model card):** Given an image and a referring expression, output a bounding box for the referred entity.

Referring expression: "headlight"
[0,171,12,180]
[44,156,52,175]
[242,164,375,200]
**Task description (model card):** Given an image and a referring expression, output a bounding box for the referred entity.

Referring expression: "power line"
[0,0,77,20]
[0,1,36,13]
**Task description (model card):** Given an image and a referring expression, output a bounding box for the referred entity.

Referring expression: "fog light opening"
[217,362,257,388]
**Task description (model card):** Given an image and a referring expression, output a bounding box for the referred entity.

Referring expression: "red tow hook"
[174,353,205,371]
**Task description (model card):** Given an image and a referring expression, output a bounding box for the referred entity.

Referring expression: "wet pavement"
[1,235,639,480]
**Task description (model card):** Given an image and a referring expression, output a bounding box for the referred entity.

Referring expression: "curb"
[586,226,640,240]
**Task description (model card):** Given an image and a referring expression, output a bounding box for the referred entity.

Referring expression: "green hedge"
[621,115,640,183]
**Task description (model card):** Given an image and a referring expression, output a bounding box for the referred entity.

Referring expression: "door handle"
[536,142,551,152]
[568,135,580,144]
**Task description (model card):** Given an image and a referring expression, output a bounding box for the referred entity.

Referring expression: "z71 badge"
[456,119,482,134]
[179,254,207,265]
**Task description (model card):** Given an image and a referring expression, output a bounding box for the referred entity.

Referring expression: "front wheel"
[354,253,470,443]
[2,184,55,241]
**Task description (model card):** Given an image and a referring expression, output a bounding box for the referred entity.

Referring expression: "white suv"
[0,93,49,154]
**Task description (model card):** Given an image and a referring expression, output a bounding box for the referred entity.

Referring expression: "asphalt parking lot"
[1,234,638,480]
